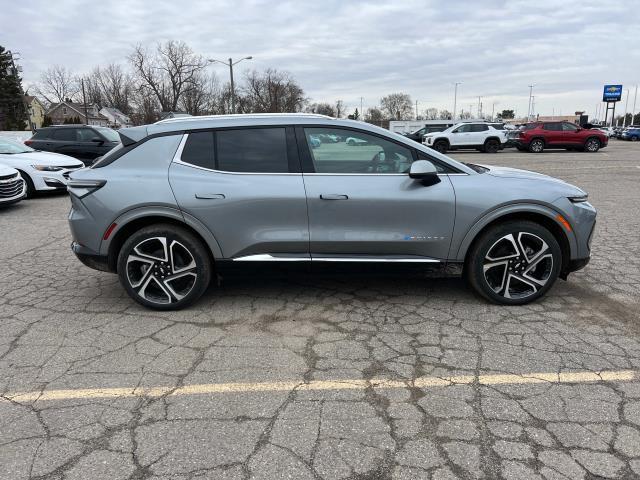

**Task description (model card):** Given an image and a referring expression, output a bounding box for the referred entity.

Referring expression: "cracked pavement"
[1,141,640,479]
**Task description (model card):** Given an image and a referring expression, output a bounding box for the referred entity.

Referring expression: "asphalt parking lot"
[1,141,640,480]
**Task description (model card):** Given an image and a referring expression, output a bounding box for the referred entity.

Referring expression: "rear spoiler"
[118,126,148,146]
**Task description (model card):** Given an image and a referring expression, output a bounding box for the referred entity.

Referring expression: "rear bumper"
[71,241,112,272]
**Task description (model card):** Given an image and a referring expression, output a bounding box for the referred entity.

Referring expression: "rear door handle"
[320,194,349,200]
[195,193,226,199]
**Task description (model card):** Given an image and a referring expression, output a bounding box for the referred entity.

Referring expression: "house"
[46,100,108,126]
[99,107,133,129]
[159,111,191,120]
[23,95,46,130]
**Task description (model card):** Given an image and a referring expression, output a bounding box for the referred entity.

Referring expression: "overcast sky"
[3,0,639,118]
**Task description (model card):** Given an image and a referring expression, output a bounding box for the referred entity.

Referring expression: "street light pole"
[632,85,638,126]
[527,85,534,120]
[208,56,253,114]
[452,82,461,120]
[623,88,630,127]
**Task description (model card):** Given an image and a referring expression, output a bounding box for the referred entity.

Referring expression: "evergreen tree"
[0,45,28,130]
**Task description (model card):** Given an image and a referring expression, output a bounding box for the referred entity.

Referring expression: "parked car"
[0,164,26,206]
[403,124,451,143]
[423,122,508,153]
[25,125,120,165]
[0,137,84,197]
[595,126,614,137]
[514,122,608,153]
[67,114,595,310]
[308,135,321,148]
[345,136,369,146]
[621,128,640,141]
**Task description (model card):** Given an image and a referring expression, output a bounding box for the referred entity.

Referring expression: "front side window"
[94,127,120,142]
[562,123,579,132]
[452,124,472,133]
[217,128,288,173]
[304,127,412,174]
[543,123,562,131]
[78,128,102,142]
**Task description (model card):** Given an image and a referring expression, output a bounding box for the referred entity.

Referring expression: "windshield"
[94,127,121,143]
[0,137,34,154]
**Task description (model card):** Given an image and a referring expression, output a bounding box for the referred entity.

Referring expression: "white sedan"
[0,164,26,206]
[0,137,84,197]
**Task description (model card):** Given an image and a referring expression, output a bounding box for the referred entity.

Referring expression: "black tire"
[584,137,600,152]
[484,139,500,153]
[465,221,562,305]
[516,146,526,152]
[528,139,545,153]
[17,171,35,198]
[117,224,212,310]
[631,136,638,142]
[433,140,448,153]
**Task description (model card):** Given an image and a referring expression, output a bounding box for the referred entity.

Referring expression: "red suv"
[515,122,608,153]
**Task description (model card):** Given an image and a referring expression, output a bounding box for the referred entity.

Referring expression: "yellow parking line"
[1,370,636,404]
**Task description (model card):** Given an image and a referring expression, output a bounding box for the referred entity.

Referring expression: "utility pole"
[623,88,630,127]
[452,82,462,121]
[527,85,534,120]
[360,97,364,120]
[208,56,253,114]
[632,85,638,126]
[81,78,88,125]
[531,96,536,119]
[415,100,418,120]
[477,96,482,119]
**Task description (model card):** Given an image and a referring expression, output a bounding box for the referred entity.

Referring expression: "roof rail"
[154,112,333,125]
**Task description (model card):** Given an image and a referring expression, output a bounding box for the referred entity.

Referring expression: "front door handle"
[195,193,226,200]
[320,194,349,200]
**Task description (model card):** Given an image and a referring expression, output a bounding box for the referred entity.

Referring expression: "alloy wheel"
[530,140,544,152]
[482,232,553,300]
[585,139,600,152]
[126,236,197,305]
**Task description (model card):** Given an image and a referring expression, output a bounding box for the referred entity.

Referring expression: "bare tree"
[364,107,384,122]
[334,100,345,118]
[422,107,439,120]
[35,65,79,105]
[90,64,134,114]
[380,93,413,120]
[439,109,452,120]
[306,102,336,117]
[239,69,305,113]
[129,41,208,113]
[180,71,221,116]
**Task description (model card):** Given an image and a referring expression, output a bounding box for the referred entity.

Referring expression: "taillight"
[67,179,106,198]
[24,140,33,146]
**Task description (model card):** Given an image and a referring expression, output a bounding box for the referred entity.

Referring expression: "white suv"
[423,122,508,153]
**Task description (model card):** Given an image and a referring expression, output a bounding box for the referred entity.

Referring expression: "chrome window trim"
[173,132,469,177]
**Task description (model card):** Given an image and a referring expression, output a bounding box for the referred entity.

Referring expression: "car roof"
[117,113,477,175]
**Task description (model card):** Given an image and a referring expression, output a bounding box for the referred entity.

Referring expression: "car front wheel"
[117,224,212,310]
[433,140,448,153]
[466,221,561,305]
[584,137,601,152]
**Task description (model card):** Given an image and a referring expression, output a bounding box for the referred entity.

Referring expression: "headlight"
[568,194,589,203]
[32,165,64,171]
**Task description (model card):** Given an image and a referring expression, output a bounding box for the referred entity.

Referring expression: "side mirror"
[409,160,441,186]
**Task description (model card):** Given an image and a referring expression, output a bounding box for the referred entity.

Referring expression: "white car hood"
[0,164,18,176]
[0,150,83,167]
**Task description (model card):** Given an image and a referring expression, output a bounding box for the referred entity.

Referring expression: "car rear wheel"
[117,224,212,310]
[484,139,500,153]
[433,140,448,153]
[584,137,601,152]
[528,139,545,153]
[466,221,561,305]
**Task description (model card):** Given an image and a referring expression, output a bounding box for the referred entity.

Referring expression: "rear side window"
[32,129,51,139]
[470,124,489,132]
[181,131,214,169]
[217,128,288,173]
[53,128,78,141]
[490,124,505,130]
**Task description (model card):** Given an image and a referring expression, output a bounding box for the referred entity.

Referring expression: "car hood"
[0,150,84,167]
[481,164,587,194]
[0,164,18,176]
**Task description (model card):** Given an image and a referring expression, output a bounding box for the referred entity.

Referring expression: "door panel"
[303,174,456,259]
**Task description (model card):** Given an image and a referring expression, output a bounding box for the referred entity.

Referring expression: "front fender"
[452,202,578,262]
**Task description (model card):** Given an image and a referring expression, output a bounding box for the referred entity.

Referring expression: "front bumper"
[71,241,112,272]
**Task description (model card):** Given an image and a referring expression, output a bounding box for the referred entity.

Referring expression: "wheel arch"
[102,207,222,272]
[455,205,576,274]
[484,136,501,144]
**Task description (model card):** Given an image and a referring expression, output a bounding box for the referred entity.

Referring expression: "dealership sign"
[603,84,623,102]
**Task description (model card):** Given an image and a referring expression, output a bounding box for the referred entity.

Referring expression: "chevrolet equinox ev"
[67,114,596,310]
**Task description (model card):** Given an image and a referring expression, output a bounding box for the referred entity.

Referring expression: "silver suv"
[68,114,596,310]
